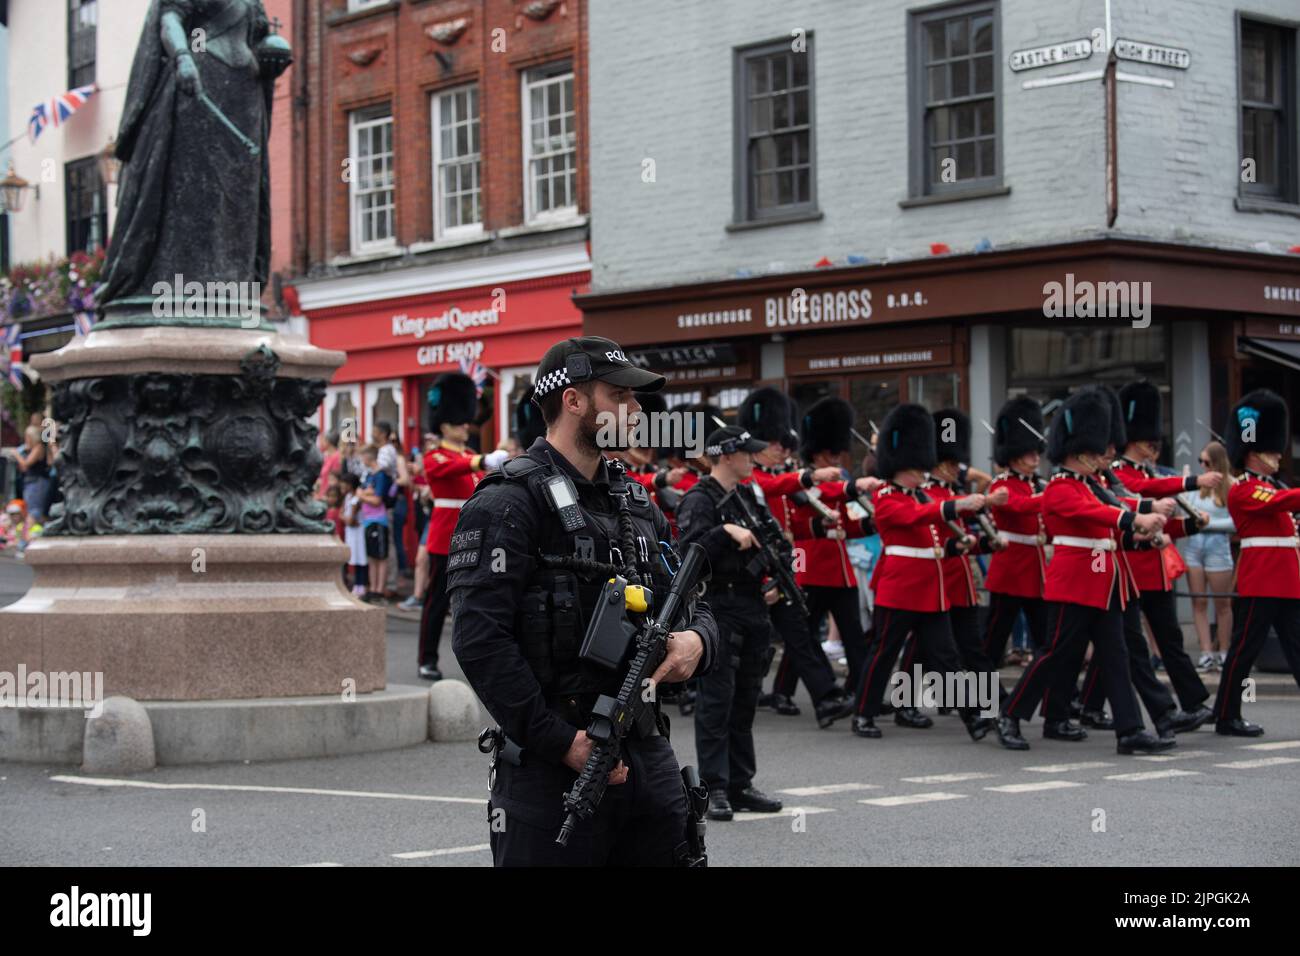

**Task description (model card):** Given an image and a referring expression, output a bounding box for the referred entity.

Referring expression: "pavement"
[2,551,1299,866]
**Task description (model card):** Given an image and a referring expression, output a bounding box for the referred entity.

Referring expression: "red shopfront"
[307,272,588,452]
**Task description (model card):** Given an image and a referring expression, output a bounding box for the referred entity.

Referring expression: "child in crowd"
[324,484,344,540]
[339,473,367,596]
[357,445,392,604]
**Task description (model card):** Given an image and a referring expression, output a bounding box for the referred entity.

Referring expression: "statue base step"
[0,535,385,701]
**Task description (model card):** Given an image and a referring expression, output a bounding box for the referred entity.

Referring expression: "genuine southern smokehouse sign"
[1008,38,1093,72]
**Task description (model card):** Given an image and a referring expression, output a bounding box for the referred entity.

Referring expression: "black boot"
[996,716,1030,751]
[894,706,934,729]
[964,714,995,741]
[1170,705,1212,733]
[1117,729,1177,754]
[728,786,783,813]
[1215,718,1264,737]
[1042,719,1088,741]
[815,693,854,729]
[852,716,881,738]
[418,664,443,681]
[770,693,801,716]
[706,789,734,821]
[1080,709,1114,730]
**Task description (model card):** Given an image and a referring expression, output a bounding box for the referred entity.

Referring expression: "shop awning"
[1240,337,1300,373]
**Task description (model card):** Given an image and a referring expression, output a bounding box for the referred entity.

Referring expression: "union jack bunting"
[27,84,97,142]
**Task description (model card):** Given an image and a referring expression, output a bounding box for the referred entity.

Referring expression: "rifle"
[1094,469,1166,548]
[718,487,811,619]
[556,543,710,848]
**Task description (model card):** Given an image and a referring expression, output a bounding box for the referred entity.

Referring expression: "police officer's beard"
[577,404,606,457]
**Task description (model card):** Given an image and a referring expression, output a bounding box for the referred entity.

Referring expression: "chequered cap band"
[533,367,572,400]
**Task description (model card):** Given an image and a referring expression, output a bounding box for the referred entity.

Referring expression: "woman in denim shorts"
[1179,441,1235,670]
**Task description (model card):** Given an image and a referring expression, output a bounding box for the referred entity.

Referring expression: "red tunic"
[1230,473,1300,599]
[1110,459,1196,592]
[985,472,1048,599]
[923,480,982,607]
[869,483,956,612]
[1042,471,1137,610]
[423,444,483,555]
[789,481,872,588]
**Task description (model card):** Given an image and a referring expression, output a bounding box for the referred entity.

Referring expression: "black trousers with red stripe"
[1140,589,1210,710]
[982,592,1050,666]
[772,586,862,700]
[855,605,971,721]
[901,605,1005,702]
[768,596,839,704]
[1213,596,1300,722]
[1074,600,1176,722]
[1002,596,1143,737]
[418,553,451,669]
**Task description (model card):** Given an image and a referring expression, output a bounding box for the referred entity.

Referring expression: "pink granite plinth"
[0,535,385,701]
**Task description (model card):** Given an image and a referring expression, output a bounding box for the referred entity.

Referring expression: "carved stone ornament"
[47,346,331,535]
[426,17,470,45]
[346,45,383,69]
[521,1,562,22]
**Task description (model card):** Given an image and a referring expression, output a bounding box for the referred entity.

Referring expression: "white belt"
[433,498,468,509]
[1000,531,1042,547]
[1053,535,1114,551]
[1239,536,1300,548]
[884,545,943,559]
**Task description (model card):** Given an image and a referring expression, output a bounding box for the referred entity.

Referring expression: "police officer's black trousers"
[854,605,971,720]
[1214,596,1300,723]
[695,592,775,794]
[982,593,1050,665]
[771,587,855,702]
[1072,600,1176,723]
[1003,596,1143,737]
[488,734,690,866]
[418,553,451,669]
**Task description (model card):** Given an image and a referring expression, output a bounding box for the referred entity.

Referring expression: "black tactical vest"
[485,452,675,719]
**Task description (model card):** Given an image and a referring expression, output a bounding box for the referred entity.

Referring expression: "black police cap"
[532,336,665,403]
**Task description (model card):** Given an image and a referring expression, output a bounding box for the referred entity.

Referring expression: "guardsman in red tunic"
[418,372,505,681]
[1068,385,1206,739]
[740,388,855,727]
[852,403,994,742]
[996,387,1174,754]
[982,396,1051,672]
[777,397,880,722]
[1110,380,1221,726]
[1214,389,1300,736]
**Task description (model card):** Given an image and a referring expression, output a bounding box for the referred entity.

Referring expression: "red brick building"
[286,0,591,450]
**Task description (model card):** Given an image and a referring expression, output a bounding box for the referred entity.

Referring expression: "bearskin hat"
[1046,387,1113,463]
[932,407,971,464]
[800,397,854,461]
[514,385,546,451]
[428,372,478,431]
[676,401,726,461]
[739,387,794,444]
[993,395,1046,466]
[876,403,937,478]
[1118,380,1163,445]
[1224,388,1289,469]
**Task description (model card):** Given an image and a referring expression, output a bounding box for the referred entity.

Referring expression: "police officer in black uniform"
[448,336,720,867]
[677,424,789,822]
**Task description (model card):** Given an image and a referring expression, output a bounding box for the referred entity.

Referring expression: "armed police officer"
[677,424,794,821]
[448,337,719,866]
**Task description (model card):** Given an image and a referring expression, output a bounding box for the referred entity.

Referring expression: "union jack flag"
[74,311,96,337]
[27,84,97,142]
[459,356,488,397]
[2,324,23,389]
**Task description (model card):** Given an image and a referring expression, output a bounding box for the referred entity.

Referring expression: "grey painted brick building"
[580,0,1300,475]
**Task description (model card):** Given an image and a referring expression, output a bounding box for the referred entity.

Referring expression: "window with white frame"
[347,0,389,12]
[349,106,395,253]
[432,85,482,238]
[522,63,577,222]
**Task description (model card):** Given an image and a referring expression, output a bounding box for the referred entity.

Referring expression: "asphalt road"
[3,556,1299,867]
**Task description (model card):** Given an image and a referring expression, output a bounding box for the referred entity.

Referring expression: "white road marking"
[1024,762,1115,773]
[1213,757,1300,770]
[1104,769,1202,781]
[1240,740,1300,751]
[294,862,344,867]
[860,792,968,807]
[731,806,835,822]
[1133,750,1214,762]
[49,775,485,805]
[777,783,879,796]
[392,844,491,860]
[901,772,997,784]
[984,781,1085,793]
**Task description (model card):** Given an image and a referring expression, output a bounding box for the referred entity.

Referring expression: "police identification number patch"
[447,528,484,571]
